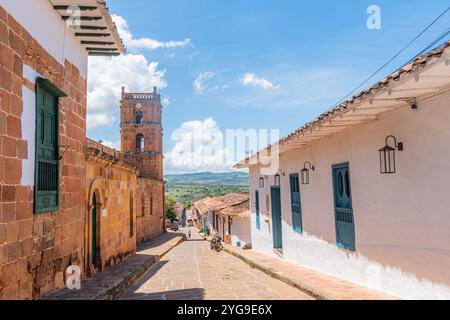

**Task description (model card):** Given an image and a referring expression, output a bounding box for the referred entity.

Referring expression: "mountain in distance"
[164,171,249,187]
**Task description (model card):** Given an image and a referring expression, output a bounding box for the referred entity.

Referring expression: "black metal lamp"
[301,161,315,185]
[379,135,404,174]
[259,176,265,188]
[274,169,285,187]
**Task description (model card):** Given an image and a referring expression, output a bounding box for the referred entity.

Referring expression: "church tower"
[120,87,163,180]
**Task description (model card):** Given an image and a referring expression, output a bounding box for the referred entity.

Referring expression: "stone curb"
[96,234,186,300]
[41,234,186,301]
[222,246,336,301]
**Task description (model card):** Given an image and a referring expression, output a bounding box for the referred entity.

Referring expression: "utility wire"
[407,27,450,63]
[332,6,450,107]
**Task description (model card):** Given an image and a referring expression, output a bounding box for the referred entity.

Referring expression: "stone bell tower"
[120,86,163,180]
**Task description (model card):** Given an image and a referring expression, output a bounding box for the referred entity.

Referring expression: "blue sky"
[86,0,450,173]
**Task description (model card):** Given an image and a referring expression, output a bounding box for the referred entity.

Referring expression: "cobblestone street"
[119,237,313,300]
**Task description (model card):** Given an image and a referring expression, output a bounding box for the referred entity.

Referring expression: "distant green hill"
[164,172,249,203]
[164,171,249,186]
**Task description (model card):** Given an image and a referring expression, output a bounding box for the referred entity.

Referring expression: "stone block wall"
[0,6,86,299]
[85,140,138,273]
[136,178,164,243]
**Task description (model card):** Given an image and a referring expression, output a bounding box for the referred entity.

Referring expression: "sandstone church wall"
[0,4,87,299]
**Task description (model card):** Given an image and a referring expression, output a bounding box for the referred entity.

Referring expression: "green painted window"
[290,174,302,233]
[34,78,66,214]
[255,190,261,230]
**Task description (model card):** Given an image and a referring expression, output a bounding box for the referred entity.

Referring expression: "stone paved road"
[119,239,313,300]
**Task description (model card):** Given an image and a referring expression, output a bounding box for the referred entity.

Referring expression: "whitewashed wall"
[0,0,88,77]
[229,217,251,247]
[249,90,450,299]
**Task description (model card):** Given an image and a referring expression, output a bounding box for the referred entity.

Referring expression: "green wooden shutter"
[290,174,302,233]
[34,78,65,213]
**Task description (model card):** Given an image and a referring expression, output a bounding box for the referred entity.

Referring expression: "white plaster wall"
[229,217,251,247]
[20,65,41,186]
[21,87,35,186]
[248,91,450,299]
[0,0,88,77]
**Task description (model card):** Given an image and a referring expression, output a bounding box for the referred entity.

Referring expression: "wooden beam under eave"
[62,16,102,21]
[82,40,115,45]
[75,33,111,37]
[54,5,98,11]
[88,52,120,56]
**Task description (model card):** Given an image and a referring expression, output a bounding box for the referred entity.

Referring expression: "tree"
[184,200,191,210]
[165,195,177,221]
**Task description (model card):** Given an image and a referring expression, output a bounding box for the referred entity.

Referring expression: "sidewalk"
[41,232,185,300]
[223,244,397,300]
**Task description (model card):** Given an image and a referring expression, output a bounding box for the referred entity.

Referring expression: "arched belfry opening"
[136,134,144,152]
[135,110,143,124]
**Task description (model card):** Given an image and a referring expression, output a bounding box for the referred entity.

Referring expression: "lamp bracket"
[385,135,404,151]
[303,161,315,171]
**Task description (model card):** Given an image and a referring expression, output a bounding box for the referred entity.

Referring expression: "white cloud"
[164,118,232,173]
[193,72,216,95]
[224,68,357,111]
[240,72,275,90]
[87,113,115,129]
[161,95,171,106]
[102,140,121,150]
[87,54,167,129]
[193,72,229,95]
[112,14,191,51]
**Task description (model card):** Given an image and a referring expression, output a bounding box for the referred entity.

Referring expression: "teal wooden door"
[289,174,302,233]
[271,187,283,249]
[332,163,356,251]
[255,190,261,229]
[91,193,97,266]
[35,82,59,212]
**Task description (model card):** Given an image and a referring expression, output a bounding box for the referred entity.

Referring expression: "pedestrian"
[188,230,191,239]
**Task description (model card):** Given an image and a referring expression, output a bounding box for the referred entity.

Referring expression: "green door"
[271,187,283,249]
[332,163,356,251]
[255,190,261,230]
[35,81,59,213]
[289,174,302,233]
[91,193,97,266]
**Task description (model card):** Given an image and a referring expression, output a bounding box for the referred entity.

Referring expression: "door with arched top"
[91,192,100,268]
[332,163,355,251]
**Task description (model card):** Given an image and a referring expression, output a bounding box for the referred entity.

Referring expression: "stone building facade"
[0,0,166,300]
[120,87,165,242]
[0,2,94,299]
[85,139,139,274]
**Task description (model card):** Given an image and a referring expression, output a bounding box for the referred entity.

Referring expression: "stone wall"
[136,178,164,243]
[0,6,86,299]
[120,89,163,181]
[85,139,138,273]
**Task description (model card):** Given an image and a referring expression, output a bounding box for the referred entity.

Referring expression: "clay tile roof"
[207,193,249,212]
[193,193,250,217]
[50,0,126,55]
[219,198,250,218]
[193,197,212,215]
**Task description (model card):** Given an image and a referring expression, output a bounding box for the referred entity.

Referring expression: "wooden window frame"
[255,190,261,230]
[34,77,66,214]
[290,173,303,233]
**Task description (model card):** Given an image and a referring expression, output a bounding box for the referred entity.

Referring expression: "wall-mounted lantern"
[301,161,315,185]
[274,169,285,187]
[259,177,265,188]
[379,135,404,174]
